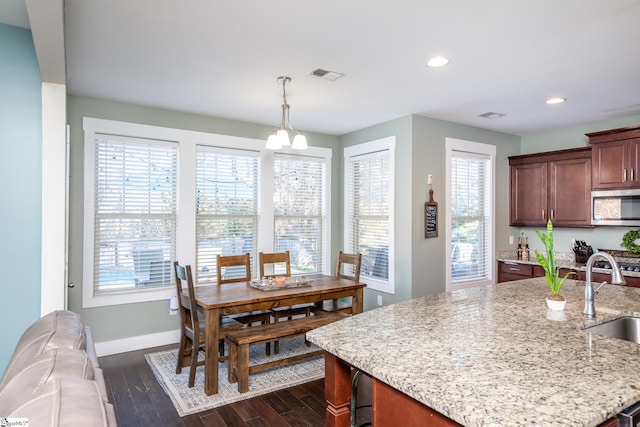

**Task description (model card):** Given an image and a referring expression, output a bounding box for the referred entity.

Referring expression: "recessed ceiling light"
[426,56,450,68]
[546,97,566,105]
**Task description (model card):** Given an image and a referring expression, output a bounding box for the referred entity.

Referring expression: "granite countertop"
[307,278,640,426]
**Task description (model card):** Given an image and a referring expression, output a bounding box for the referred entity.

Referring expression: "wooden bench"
[226,311,349,393]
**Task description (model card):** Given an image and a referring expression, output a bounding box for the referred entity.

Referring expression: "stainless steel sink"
[585,316,640,344]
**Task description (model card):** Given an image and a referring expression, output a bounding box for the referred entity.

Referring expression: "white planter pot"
[546,297,566,311]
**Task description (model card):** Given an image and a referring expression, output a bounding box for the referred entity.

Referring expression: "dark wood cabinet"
[572,269,640,288]
[588,125,640,189]
[499,262,568,283]
[498,261,534,282]
[532,265,545,278]
[510,162,547,226]
[499,260,640,288]
[510,147,592,227]
[558,267,578,281]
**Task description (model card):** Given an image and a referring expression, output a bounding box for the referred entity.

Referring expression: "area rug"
[145,337,325,416]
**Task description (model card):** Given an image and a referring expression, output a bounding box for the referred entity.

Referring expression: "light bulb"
[276,129,290,147]
[291,133,308,150]
[266,132,282,150]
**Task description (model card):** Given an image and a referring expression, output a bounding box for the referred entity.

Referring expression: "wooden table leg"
[324,352,351,427]
[352,288,363,315]
[204,307,220,395]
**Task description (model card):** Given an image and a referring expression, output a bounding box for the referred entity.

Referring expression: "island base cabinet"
[372,379,461,426]
[324,352,352,427]
[324,352,462,427]
[323,351,619,427]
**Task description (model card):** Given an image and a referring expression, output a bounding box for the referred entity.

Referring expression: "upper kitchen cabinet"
[509,147,592,228]
[588,125,640,190]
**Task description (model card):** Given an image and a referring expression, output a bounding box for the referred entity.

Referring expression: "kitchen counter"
[496,250,640,278]
[307,278,640,426]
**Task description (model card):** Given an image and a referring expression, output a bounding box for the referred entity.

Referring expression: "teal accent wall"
[0,24,42,376]
[520,114,640,256]
[66,96,340,344]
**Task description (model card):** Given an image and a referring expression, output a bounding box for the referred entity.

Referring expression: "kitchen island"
[306,278,640,426]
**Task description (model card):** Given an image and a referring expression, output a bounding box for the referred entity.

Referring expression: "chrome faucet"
[584,251,626,318]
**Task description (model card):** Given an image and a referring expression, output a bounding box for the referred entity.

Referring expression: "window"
[90,134,177,294]
[83,118,332,307]
[445,138,495,290]
[344,137,395,294]
[273,153,327,274]
[196,146,259,283]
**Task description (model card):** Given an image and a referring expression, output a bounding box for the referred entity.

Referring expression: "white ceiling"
[5,0,640,136]
[0,0,29,28]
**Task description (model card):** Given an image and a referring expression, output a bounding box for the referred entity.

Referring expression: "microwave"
[591,189,640,226]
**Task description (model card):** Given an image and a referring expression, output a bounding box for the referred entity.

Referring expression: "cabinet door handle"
[509,267,521,271]
[550,209,554,220]
[624,169,628,182]
[542,209,545,220]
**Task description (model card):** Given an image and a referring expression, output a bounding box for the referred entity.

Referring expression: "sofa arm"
[7,378,115,427]
[1,310,86,387]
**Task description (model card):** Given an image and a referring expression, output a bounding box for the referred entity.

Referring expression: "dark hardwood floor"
[98,345,372,427]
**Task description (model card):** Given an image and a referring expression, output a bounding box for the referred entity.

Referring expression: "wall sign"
[425,189,438,238]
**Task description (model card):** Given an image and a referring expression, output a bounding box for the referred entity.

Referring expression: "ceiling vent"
[309,68,344,81]
[477,111,506,119]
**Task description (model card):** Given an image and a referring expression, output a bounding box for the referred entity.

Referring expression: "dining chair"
[216,253,272,355]
[313,251,362,314]
[260,250,313,354]
[258,250,292,278]
[216,253,252,284]
[173,261,242,388]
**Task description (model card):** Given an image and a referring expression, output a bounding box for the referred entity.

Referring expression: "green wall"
[66,96,340,344]
[520,115,640,257]
[410,116,521,297]
[339,115,522,306]
[339,116,414,309]
[0,24,42,376]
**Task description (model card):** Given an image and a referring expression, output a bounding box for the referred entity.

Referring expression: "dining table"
[193,273,366,395]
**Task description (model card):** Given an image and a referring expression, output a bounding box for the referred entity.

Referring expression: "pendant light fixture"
[266,76,308,150]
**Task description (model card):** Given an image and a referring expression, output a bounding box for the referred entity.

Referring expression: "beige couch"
[0,310,117,426]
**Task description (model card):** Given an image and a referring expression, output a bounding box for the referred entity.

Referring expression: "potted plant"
[535,220,572,310]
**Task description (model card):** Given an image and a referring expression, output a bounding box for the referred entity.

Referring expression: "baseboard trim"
[95,329,180,357]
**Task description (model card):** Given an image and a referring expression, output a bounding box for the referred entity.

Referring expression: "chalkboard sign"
[425,190,438,238]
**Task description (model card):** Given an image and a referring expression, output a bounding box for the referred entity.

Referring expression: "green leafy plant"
[535,220,572,297]
[621,229,640,253]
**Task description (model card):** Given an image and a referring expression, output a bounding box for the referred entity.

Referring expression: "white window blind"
[93,134,177,293]
[196,146,259,283]
[450,151,491,283]
[346,151,390,282]
[273,154,326,274]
